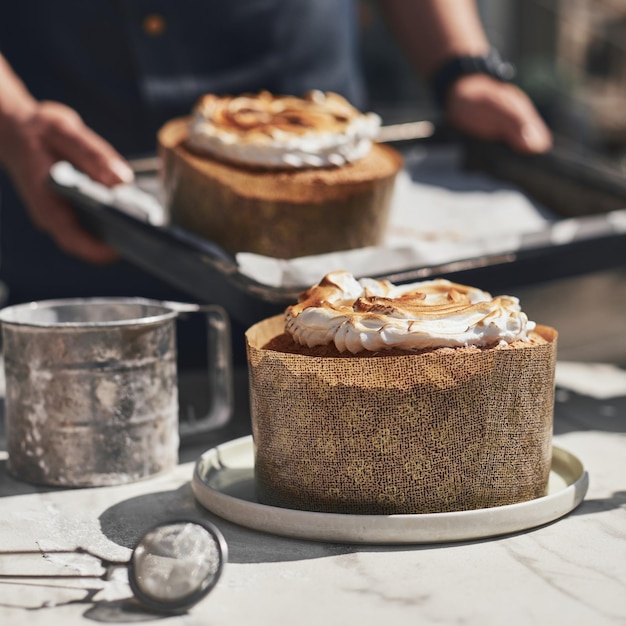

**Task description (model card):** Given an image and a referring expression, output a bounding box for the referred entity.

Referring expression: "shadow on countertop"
[553,370,626,436]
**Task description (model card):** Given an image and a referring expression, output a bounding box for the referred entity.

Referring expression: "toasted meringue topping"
[186,91,381,169]
[286,271,536,353]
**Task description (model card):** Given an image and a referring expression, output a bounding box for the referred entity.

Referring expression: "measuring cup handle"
[200,304,233,433]
[164,302,234,437]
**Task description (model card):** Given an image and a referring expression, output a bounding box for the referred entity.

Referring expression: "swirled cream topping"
[186,90,381,169]
[286,271,536,353]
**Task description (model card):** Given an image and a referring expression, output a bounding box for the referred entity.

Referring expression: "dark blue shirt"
[0,0,364,155]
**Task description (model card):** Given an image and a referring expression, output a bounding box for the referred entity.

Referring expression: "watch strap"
[430,49,516,109]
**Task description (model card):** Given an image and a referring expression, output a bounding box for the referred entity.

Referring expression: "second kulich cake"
[158,91,402,258]
[246,271,558,515]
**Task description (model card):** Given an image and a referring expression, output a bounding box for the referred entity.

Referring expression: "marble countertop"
[1,361,625,626]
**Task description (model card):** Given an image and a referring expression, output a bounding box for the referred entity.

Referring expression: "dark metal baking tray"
[50,136,626,329]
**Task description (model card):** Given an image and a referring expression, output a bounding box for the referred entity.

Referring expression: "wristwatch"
[429,49,516,109]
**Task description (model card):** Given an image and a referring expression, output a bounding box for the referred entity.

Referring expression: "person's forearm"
[0,53,38,165]
[376,0,490,79]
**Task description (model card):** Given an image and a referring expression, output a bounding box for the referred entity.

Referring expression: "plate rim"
[191,435,589,544]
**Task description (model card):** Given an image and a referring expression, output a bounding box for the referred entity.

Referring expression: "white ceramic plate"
[192,436,588,544]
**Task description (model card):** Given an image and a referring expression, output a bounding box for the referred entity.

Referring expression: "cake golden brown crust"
[158,117,402,258]
[246,314,558,515]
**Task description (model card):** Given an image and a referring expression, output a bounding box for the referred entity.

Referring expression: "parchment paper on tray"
[51,148,626,293]
[236,147,556,288]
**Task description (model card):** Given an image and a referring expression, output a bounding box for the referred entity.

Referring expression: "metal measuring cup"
[0,298,232,487]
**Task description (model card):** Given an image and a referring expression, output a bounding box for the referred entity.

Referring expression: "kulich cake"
[246,271,558,515]
[158,91,402,258]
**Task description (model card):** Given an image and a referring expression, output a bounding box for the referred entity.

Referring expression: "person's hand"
[445,74,552,155]
[1,100,134,263]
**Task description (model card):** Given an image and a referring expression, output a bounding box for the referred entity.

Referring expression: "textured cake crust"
[157,117,402,258]
[246,314,558,515]
[158,117,402,203]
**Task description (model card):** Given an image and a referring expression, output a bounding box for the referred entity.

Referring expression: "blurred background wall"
[359,0,626,169]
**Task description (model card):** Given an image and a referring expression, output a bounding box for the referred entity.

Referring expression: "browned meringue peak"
[286,271,536,352]
[291,274,486,318]
[187,91,382,168]
[193,91,365,140]
[352,295,507,320]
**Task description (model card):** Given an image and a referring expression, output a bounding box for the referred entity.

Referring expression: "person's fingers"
[494,89,552,155]
[53,214,120,265]
[446,76,552,155]
[41,102,135,186]
[515,118,553,155]
[5,102,123,263]
[21,183,119,264]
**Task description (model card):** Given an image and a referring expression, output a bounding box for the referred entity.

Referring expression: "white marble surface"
[0,361,625,626]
